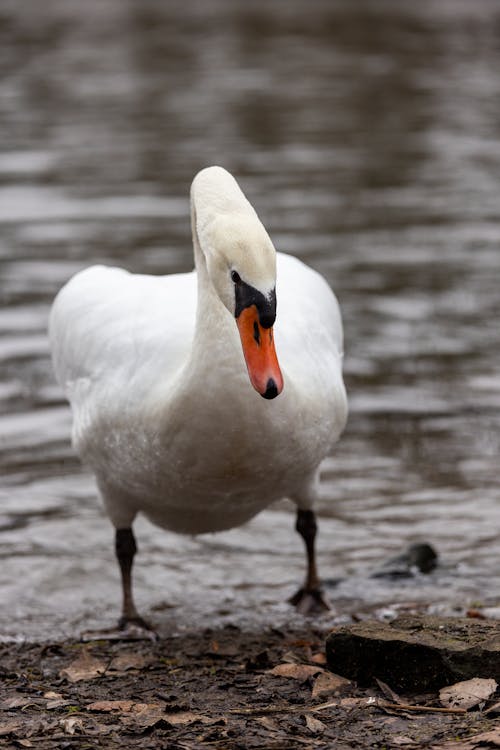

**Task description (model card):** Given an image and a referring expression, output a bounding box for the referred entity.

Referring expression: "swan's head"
[206,214,284,399]
[192,167,284,399]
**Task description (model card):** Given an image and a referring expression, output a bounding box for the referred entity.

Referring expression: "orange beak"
[236,305,284,399]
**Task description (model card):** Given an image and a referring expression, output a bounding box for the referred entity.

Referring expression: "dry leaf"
[311,653,327,665]
[439,678,497,710]
[1,696,37,709]
[87,700,166,729]
[17,740,34,748]
[164,711,217,726]
[121,704,166,729]
[107,653,148,673]
[304,714,326,733]
[0,720,21,737]
[433,727,500,749]
[268,663,323,681]
[43,691,63,700]
[59,717,84,735]
[375,678,403,704]
[312,671,352,699]
[389,736,418,747]
[281,650,304,664]
[60,649,106,683]
[256,717,280,732]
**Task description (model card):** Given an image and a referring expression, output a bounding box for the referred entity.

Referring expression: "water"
[1,0,500,641]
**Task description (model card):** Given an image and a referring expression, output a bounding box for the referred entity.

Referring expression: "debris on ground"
[1,621,500,748]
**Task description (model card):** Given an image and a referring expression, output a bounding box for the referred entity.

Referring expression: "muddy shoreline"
[1,620,499,749]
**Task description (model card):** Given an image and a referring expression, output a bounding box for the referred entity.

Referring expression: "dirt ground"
[1,625,499,750]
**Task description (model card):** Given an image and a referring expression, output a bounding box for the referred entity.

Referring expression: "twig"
[381,701,467,715]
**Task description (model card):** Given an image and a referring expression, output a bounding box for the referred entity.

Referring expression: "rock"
[325,615,500,691]
[324,543,438,590]
[371,543,438,579]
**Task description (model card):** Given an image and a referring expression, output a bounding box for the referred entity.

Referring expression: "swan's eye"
[231,270,241,285]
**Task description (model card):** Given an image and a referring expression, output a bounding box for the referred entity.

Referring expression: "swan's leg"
[114,528,156,636]
[289,509,330,614]
[116,528,140,625]
[81,527,156,641]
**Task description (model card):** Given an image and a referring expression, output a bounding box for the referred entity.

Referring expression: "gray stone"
[325,615,500,692]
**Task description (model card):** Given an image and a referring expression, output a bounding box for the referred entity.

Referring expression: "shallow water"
[1,0,500,641]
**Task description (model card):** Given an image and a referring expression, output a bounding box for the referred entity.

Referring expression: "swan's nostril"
[262,378,279,400]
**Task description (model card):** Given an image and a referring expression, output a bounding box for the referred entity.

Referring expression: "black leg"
[115,528,151,631]
[289,509,330,614]
[80,528,156,641]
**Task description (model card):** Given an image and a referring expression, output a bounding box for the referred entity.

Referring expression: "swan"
[49,166,348,632]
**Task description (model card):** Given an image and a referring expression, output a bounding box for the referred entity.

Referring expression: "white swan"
[49,166,348,630]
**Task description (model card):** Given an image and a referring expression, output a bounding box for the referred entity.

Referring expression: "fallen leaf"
[107,653,148,673]
[23,719,57,739]
[0,720,21,737]
[268,664,324,681]
[164,711,218,726]
[312,671,352,699]
[121,704,166,729]
[311,653,327,665]
[375,678,403,704]
[60,649,107,683]
[304,714,326,733]
[439,678,497,710]
[43,691,63,700]
[1,696,38,709]
[256,717,280,732]
[59,717,84,735]
[389,736,418,747]
[87,700,166,729]
[17,740,34,748]
[433,727,500,749]
[281,650,304,664]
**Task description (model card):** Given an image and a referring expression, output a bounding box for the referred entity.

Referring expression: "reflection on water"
[1,0,500,640]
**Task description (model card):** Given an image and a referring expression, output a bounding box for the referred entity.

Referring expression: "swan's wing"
[49,265,197,408]
[275,252,344,371]
[274,252,347,449]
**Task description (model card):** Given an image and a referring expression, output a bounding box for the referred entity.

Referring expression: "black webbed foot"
[289,587,330,615]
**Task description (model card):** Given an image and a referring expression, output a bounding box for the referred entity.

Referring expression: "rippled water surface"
[1,0,500,640]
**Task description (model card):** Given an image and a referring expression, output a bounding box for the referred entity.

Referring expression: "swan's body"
[49,166,347,626]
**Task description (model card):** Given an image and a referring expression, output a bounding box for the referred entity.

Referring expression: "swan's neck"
[189,200,237,358]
